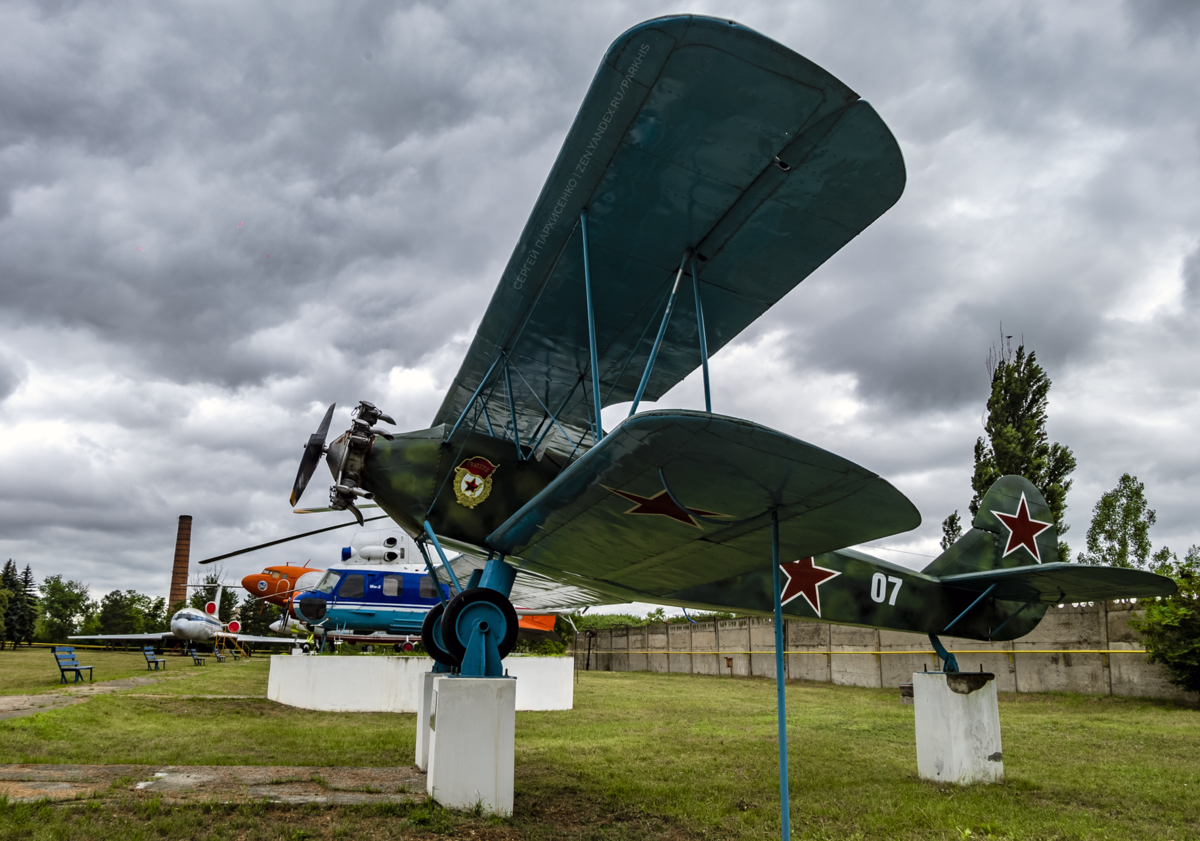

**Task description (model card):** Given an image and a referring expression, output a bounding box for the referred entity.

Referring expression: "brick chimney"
[169,515,192,608]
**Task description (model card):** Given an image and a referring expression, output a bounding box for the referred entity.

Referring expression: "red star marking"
[993,492,1053,562]
[779,558,841,617]
[463,476,481,493]
[605,487,725,529]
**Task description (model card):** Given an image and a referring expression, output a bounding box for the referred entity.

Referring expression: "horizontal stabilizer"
[939,563,1176,605]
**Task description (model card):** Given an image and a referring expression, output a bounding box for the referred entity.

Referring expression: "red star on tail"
[779,558,841,617]
[993,492,1052,561]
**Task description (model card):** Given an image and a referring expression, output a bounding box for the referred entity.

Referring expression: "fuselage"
[291,562,450,635]
[168,607,225,642]
[241,564,323,608]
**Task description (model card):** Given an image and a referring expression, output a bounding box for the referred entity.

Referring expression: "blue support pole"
[691,255,712,413]
[422,521,464,595]
[629,254,688,417]
[580,211,605,441]
[771,510,791,840]
[447,354,503,442]
[479,555,517,599]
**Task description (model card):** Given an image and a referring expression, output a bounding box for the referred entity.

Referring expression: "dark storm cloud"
[0,0,1196,598]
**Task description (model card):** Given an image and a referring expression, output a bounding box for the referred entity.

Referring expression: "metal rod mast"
[629,253,688,417]
[771,509,792,840]
[580,211,604,442]
[691,255,712,413]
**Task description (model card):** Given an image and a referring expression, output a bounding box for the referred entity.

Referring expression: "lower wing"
[488,410,920,603]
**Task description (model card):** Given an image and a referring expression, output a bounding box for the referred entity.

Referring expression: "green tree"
[967,340,1076,560]
[17,564,37,646]
[1077,473,1156,568]
[0,588,9,644]
[1130,545,1200,695]
[1,560,26,650]
[37,575,93,642]
[188,574,238,622]
[940,511,963,551]
[235,594,282,637]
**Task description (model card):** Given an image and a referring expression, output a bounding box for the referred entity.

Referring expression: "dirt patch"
[0,762,424,804]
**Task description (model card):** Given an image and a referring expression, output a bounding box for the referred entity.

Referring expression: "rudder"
[923,476,1058,578]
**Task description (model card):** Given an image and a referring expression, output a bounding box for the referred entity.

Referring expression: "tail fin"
[923,476,1058,578]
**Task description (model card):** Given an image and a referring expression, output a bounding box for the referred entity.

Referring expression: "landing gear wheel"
[421,601,461,668]
[440,587,519,663]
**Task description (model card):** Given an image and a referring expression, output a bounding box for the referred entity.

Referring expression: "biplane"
[275,15,1177,677]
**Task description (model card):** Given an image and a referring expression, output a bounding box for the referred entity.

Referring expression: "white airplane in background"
[70,585,298,650]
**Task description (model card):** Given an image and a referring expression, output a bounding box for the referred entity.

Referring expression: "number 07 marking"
[870,573,904,606]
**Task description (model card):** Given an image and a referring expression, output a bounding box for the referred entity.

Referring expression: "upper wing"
[69,632,174,641]
[435,554,620,612]
[486,410,919,602]
[939,564,1176,604]
[433,15,905,457]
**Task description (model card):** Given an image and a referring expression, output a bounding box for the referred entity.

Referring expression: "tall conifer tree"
[17,564,37,646]
[948,337,1076,559]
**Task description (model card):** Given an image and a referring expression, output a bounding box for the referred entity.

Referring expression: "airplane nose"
[296,597,327,622]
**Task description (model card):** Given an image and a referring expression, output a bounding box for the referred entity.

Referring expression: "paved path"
[0,672,221,721]
[0,763,425,804]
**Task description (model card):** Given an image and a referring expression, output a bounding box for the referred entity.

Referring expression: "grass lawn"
[0,645,273,696]
[1,655,1197,839]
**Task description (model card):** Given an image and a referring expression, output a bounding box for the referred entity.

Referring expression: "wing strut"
[580,210,605,443]
[414,540,447,606]
[691,255,712,413]
[629,252,689,417]
[988,599,1034,640]
[447,354,503,443]
[422,520,465,595]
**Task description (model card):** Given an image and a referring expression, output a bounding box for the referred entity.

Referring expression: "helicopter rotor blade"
[197,514,389,564]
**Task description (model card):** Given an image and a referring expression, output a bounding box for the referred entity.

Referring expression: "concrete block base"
[415,672,436,771]
[268,655,572,712]
[913,672,1003,785]
[427,676,515,815]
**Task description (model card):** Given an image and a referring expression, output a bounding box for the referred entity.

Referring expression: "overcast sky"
[1,0,1197,611]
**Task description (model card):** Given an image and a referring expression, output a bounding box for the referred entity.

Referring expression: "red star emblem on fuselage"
[993,492,1053,562]
[604,487,725,529]
[464,476,480,493]
[779,557,841,617]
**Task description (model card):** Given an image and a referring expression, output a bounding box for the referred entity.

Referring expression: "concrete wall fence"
[574,601,1194,703]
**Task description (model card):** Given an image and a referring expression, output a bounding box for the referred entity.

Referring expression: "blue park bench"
[53,646,94,684]
[187,647,206,665]
[213,645,242,663]
[142,645,166,671]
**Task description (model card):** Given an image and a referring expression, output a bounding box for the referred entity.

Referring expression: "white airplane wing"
[69,632,175,642]
[224,634,301,645]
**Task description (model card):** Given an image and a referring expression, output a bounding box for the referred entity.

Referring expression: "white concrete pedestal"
[913,672,1003,784]
[427,676,515,815]
[415,671,437,771]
